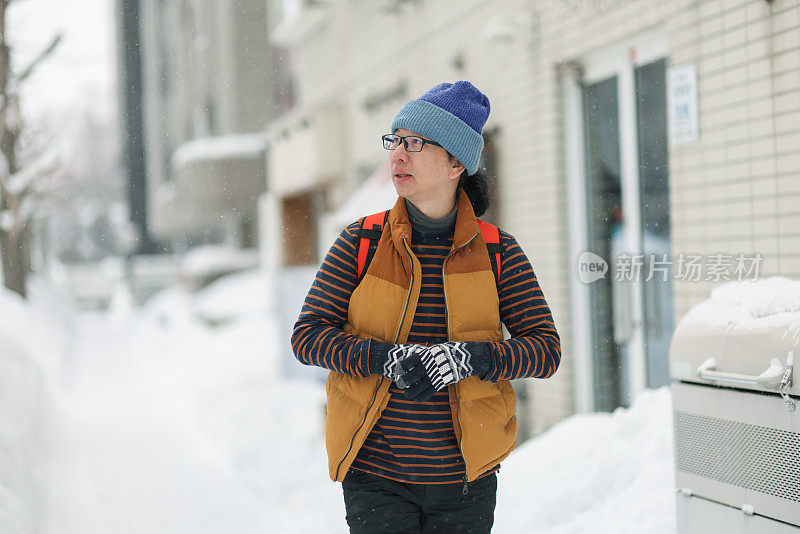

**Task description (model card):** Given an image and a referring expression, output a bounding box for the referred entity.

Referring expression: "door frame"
[563,27,669,412]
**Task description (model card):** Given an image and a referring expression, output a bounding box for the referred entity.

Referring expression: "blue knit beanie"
[390,81,490,175]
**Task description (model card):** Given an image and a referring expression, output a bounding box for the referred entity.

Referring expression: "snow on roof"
[172,134,269,169]
[193,268,269,324]
[676,276,800,338]
[179,245,260,279]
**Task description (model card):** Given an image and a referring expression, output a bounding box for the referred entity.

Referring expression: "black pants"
[342,469,497,534]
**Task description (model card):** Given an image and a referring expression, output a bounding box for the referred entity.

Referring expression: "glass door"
[574,30,672,410]
[583,75,626,411]
[635,58,673,389]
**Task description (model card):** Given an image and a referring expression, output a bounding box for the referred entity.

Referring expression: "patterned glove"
[368,342,426,381]
[395,342,491,402]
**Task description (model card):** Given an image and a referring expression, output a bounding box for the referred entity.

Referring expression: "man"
[292,81,561,533]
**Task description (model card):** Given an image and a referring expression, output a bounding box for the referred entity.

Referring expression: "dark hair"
[452,157,492,216]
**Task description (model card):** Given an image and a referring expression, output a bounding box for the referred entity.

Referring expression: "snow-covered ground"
[1,270,678,533]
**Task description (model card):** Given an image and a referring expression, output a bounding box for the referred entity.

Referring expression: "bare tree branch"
[0,148,10,198]
[15,33,62,84]
[10,149,59,198]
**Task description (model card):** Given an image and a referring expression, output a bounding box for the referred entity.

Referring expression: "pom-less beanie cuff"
[391,99,485,176]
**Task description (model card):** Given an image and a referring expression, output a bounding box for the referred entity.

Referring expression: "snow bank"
[0,283,69,382]
[494,387,675,534]
[0,335,43,534]
[0,284,70,534]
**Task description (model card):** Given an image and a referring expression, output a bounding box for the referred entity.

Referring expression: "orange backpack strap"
[477,219,501,284]
[356,210,390,283]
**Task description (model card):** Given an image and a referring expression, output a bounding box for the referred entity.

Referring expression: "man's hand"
[368,343,426,381]
[395,342,489,402]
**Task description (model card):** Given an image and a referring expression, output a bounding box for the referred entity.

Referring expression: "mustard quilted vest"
[325,189,517,482]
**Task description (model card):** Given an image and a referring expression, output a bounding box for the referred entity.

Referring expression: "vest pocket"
[497,380,516,421]
[328,370,382,405]
[457,378,516,429]
[458,376,509,401]
[457,379,517,477]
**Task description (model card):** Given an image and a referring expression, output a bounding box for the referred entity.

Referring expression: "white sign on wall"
[667,63,699,147]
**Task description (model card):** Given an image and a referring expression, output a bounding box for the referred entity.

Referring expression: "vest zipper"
[442,231,480,490]
[393,238,416,343]
[334,236,417,481]
[334,375,384,480]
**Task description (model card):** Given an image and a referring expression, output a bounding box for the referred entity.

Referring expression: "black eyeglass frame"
[381,134,443,152]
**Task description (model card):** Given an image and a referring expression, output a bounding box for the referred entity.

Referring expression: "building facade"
[136,0,284,247]
[266,0,800,437]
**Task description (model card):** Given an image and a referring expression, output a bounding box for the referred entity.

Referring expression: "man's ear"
[448,158,466,181]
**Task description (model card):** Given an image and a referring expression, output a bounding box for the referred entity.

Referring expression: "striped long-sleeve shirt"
[291,220,561,483]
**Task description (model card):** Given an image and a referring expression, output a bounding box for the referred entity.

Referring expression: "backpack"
[355,210,502,284]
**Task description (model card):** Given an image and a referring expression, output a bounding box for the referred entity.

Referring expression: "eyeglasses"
[382,134,443,152]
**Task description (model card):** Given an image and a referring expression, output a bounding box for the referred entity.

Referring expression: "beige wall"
[268,0,800,435]
[667,0,800,316]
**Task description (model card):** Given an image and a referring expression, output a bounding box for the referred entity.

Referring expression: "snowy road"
[42,314,264,533]
[3,272,677,533]
[38,291,346,534]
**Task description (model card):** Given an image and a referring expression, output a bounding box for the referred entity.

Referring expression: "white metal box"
[669,282,800,532]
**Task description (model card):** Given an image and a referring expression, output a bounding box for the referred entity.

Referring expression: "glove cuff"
[463,342,492,379]
[367,340,396,375]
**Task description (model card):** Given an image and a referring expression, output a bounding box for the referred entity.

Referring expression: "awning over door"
[327,161,396,231]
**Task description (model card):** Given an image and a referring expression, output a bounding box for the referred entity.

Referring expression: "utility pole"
[118,0,156,254]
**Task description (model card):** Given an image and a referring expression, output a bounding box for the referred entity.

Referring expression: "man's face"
[390,128,464,208]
